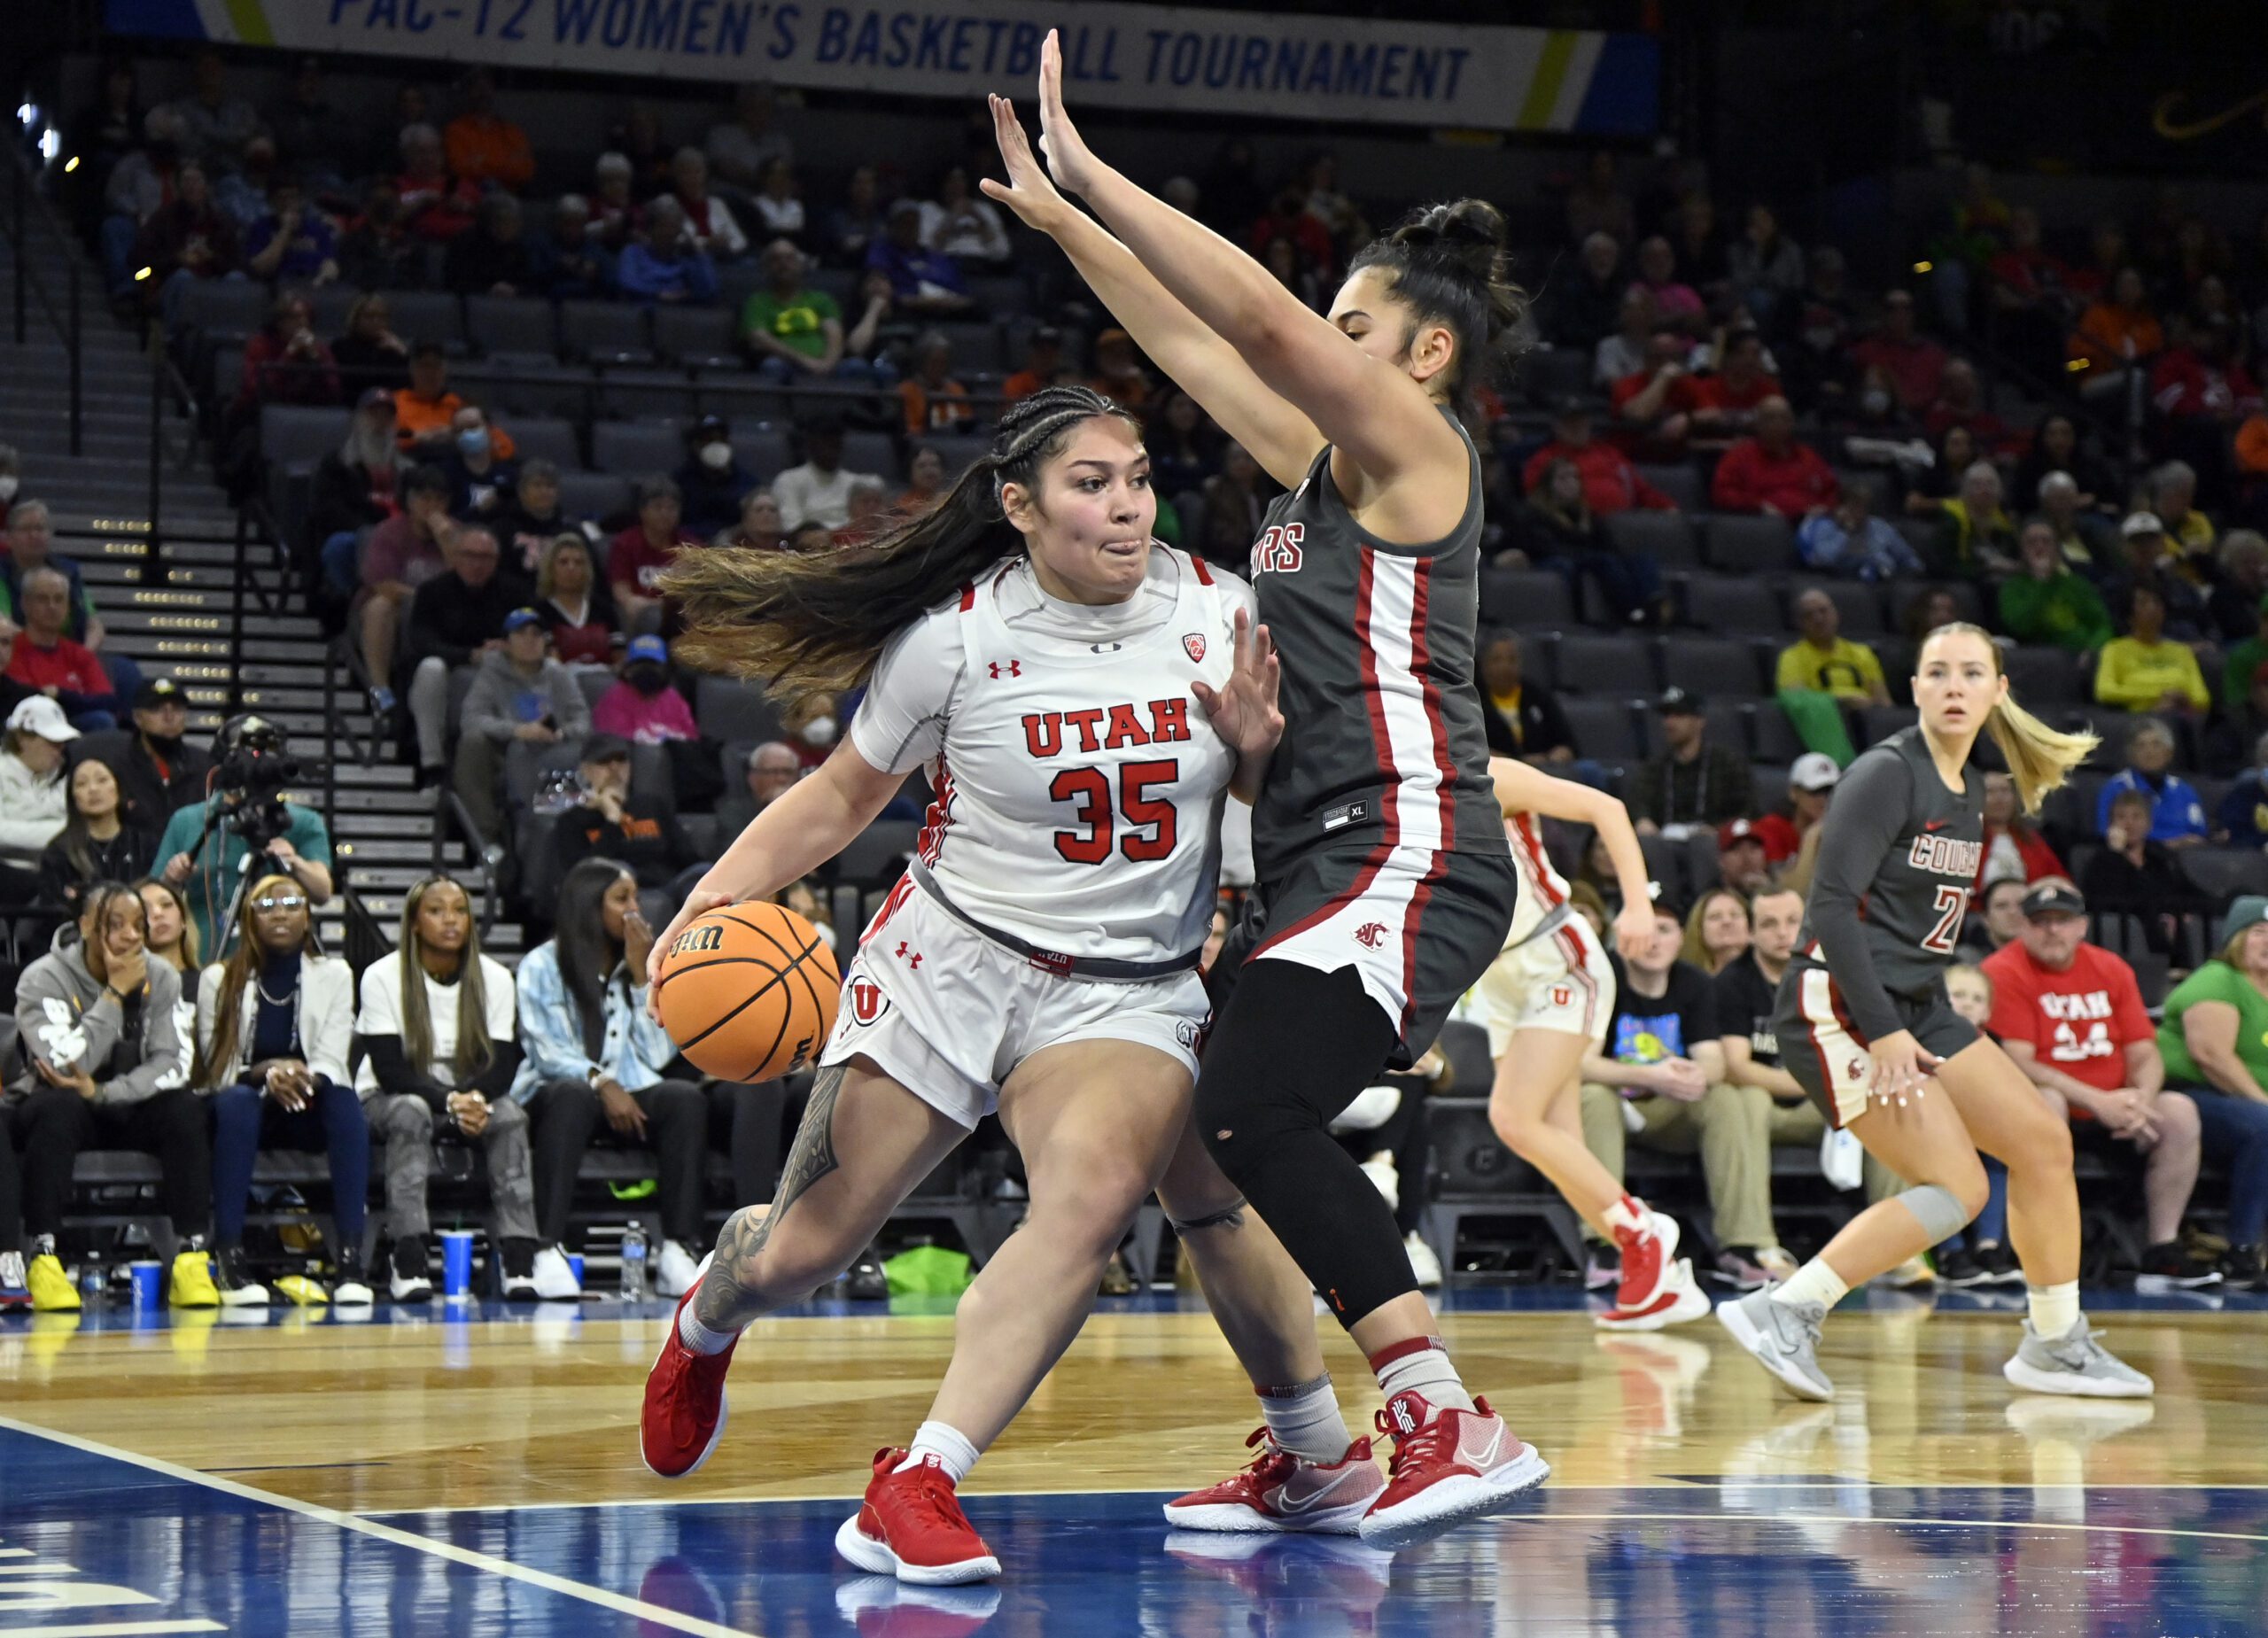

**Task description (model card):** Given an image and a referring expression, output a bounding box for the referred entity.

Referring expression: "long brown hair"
[398,873,494,1084]
[193,872,319,1089]
[662,385,1139,697]
[135,875,201,971]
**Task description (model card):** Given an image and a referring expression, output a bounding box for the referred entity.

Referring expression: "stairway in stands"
[0,197,509,954]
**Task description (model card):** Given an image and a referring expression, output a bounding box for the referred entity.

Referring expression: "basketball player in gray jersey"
[986,38,1540,1548]
[1720,623,2152,1401]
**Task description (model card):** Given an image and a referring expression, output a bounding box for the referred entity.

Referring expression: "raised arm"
[1490,757,1654,957]
[1016,34,1466,507]
[983,95,1323,489]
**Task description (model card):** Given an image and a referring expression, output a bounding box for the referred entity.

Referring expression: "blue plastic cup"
[128,1259,163,1312]
[566,1253,586,1289]
[440,1230,474,1298]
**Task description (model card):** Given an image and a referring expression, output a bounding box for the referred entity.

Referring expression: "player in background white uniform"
[1478,757,1713,1330]
[637,388,1287,1586]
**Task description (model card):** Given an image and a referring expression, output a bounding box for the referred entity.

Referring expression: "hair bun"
[1389,199,1518,341]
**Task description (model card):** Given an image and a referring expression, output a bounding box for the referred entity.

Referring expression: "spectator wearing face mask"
[439,406,518,519]
[781,692,838,769]
[671,415,755,539]
[592,635,697,745]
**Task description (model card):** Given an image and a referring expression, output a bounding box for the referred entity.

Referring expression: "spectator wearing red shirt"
[609,477,703,630]
[236,291,339,418]
[1248,185,1335,278]
[1521,400,1674,517]
[1972,768,2068,894]
[1612,330,1710,460]
[2152,316,2261,424]
[6,566,117,729]
[1710,398,1838,519]
[1982,880,2217,1285]
[392,123,479,244]
[1921,358,2015,455]
[1846,289,1947,413]
[1689,330,1782,439]
[1745,752,1839,873]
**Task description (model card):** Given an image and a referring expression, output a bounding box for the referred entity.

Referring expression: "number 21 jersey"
[848,546,1252,965]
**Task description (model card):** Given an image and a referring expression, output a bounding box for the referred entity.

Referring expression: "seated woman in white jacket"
[354,874,542,1302]
[194,872,368,1307]
[0,695,74,902]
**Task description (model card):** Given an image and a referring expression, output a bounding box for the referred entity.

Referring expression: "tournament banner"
[103,0,1659,135]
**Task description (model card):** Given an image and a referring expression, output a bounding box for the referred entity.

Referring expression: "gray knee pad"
[1897,1182,1973,1242]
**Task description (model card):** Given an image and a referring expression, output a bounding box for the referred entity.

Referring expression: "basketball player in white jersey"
[637,386,1284,1585]
[1478,757,1713,1331]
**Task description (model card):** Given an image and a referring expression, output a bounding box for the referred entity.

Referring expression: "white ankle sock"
[2027,1279,2080,1340]
[1257,1373,1355,1464]
[897,1420,981,1485]
[677,1300,739,1356]
[1771,1257,1850,1311]
[1371,1336,1475,1415]
[1603,1194,1646,1238]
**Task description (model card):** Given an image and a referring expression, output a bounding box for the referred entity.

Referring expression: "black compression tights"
[1194,959,1413,1327]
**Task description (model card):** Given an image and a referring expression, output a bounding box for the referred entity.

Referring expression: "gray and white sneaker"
[1715,1285,1834,1401]
[2001,1315,2154,1399]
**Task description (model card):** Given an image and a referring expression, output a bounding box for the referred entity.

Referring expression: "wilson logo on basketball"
[849,981,889,1026]
[671,925,724,955]
[1354,922,1389,949]
[1183,633,1207,663]
[783,1034,816,1072]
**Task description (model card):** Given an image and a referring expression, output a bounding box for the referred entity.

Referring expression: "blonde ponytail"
[1920,621,2097,814]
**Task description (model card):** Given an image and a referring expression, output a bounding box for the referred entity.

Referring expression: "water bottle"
[620,1223,649,1301]
[80,1249,105,1308]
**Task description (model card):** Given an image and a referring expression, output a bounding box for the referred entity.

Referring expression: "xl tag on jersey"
[1323,799,1370,832]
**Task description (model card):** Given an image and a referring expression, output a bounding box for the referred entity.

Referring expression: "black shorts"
[1211,844,1516,1069]
[1773,960,1978,1129]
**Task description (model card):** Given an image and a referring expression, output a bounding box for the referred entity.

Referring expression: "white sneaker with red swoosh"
[1357,1390,1550,1549]
[1161,1427,1384,1535]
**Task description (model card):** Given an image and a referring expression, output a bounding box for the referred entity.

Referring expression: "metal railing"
[5,145,83,454]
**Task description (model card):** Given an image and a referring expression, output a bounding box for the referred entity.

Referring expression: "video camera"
[210,714,302,853]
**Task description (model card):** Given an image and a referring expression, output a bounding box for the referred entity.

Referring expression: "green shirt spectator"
[2159,956,2268,1086]
[1999,522,2112,653]
[2223,596,2268,704]
[154,795,334,958]
[740,239,844,368]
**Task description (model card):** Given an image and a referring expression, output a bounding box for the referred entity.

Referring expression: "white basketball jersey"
[1501,810,1573,949]
[849,547,1253,964]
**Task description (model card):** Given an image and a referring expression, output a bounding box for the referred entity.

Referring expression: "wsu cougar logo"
[1354,922,1389,949]
[849,980,889,1025]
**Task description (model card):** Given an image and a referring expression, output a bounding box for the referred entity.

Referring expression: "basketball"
[655,903,842,1083]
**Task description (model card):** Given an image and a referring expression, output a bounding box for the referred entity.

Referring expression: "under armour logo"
[989,659,1022,679]
[894,941,922,970]
[1354,922,1389,949]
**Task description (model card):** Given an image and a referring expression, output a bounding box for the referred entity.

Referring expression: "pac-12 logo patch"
[1354,922,1389,949]
[849,979,889,1026]
[1183,633,1207,663]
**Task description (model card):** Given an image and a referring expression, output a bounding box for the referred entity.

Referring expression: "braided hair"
[1345,199,1527,416]
[664,385,1140,697]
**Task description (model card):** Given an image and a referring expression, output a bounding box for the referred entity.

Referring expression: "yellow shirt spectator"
[1776,635,1887,703]
[2093,635,2209,713]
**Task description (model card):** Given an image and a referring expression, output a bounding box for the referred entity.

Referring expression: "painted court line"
[1518,1510,2268,1545]
[0,1416,756,1638]
[0,1623,223,1636]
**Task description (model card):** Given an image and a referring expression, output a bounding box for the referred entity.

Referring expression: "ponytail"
[1924,622,2097,814]
[1346,198,1527,415]
[664,386,1138,697]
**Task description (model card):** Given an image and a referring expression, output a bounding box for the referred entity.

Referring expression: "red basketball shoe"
[1161,1426,1383,1534]
[639,1261,736,1479]
[1357,1391,1549,1549]
[1612,1203,1678,1311]
[835,1448,1001,1585]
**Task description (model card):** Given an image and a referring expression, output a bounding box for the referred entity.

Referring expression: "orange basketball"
[655,903,842,1083]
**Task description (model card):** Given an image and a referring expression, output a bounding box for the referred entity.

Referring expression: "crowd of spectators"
[23,50,2268,1300]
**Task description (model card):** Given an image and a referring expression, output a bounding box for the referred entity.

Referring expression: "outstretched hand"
[1193,607,1284,764]
[980,94,1068,232]
[1034,29,1102,197]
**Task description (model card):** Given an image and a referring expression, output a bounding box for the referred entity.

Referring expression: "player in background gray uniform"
[985,38,1542,1550]
[1720,624,2154,1402]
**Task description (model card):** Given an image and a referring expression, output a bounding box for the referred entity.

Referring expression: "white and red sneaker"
[835,1448,1002,1585]
[1612,1205,1679,1311]
[1161,1426,1384,1535]
[639,1261,735,1479]
[1357,1390,1550,1549]
[1597,1256,1713,1331]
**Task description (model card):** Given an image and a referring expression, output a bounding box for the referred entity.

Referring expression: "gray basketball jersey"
[1790,725,1985,1040]
[1245,411,1508,883]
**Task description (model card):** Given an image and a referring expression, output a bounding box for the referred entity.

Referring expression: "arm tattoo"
[698,1065,846,1325]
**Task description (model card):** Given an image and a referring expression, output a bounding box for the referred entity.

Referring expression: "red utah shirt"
[1980,941,2153,1105]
